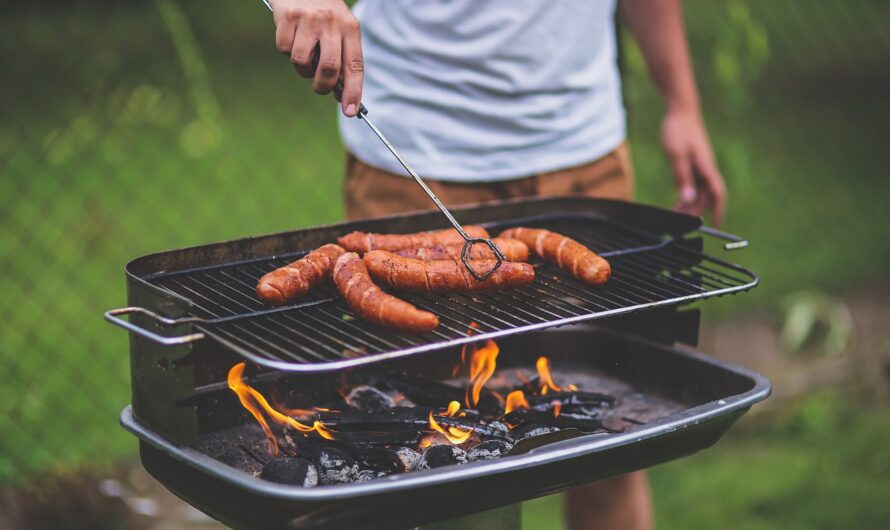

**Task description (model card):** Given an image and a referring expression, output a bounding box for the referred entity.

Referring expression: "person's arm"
[621,0,726,225]
[269,0,364,117]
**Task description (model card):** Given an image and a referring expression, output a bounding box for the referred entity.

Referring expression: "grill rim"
[115,197,756,372]
[120,330,771,501]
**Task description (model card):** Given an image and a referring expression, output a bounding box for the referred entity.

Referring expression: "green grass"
[1,7,889,528]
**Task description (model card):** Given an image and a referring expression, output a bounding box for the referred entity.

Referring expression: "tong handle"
[105,307,206,346]
[698,226,749,250]
[260,0,501,280]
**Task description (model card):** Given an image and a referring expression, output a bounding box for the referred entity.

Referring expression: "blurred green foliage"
[1,3,888,526]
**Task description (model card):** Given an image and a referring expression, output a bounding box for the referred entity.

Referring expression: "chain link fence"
[1,0,888,496]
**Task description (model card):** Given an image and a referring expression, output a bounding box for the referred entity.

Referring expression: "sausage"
[333,252,439,333]
[394,238,530,262]
[362,250,535,292]
[337,226,491,253]
[256,244,345,306]
[498,227,611,285]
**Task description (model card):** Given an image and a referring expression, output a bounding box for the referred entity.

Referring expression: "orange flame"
[551,400,562,418]
[228,362,280,455]
[272,404,336,418]
[464,340,499,408]
[227,363,335,455]
[536,356,563,395]
[424,397,470,445]
[504,390,530,415]
[444,400,461,417]
[429,412,473,444]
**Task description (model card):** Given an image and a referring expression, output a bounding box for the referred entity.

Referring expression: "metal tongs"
[261,1,505,281]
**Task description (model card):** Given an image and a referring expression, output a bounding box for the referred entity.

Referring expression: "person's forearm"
[621,0,700,115]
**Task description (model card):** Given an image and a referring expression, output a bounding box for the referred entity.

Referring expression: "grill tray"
[121,328,771,530]
[109,198,757,372]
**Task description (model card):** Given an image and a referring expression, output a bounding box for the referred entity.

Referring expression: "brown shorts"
[343,142,635,220]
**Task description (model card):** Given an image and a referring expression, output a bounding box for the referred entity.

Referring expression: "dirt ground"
[3,287,887,530]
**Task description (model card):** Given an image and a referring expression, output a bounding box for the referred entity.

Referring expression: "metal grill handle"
[104,307,205,345]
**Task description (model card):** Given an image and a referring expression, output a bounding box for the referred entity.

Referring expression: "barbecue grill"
[107,197,770,530]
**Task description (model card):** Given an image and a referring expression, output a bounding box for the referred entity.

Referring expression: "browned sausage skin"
[363,250,535,292]
[256,244,345,306]
[393,238,529,262]
[498,227,611,285]
[333,252,439,333]
[338,226,491,253]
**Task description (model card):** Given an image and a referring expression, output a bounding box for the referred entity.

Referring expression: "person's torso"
[339,0,626,182]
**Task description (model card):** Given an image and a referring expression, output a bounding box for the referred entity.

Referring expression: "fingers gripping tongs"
[261,1,505,280]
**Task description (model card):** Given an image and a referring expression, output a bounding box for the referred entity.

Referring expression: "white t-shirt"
[338,0,626,182]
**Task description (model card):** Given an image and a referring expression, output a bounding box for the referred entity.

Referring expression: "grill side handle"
[104,307,206,345]
[698,226,749,250]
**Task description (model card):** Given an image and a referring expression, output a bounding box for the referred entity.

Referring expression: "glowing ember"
[464,340,499,408]
[504,389,530,415]
[227,363,336,455]
[536,356,563,395]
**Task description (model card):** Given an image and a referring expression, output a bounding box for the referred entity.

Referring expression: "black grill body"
[122,328,770,530]
[110,197,769,529]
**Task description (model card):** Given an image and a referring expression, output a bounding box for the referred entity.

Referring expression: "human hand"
[660,109,726,226]
[270,0,363,117]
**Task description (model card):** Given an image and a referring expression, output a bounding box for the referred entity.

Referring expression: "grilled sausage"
[498,227,611,285]
[363,250,535,292]
[333,252,439,333]
[394,238,530,262]
[338,226,491,253]
[256,244,345,306]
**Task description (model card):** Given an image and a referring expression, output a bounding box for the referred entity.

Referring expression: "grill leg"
[414,504,521,530]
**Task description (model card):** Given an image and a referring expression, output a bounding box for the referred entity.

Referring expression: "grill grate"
[145,215,757,371]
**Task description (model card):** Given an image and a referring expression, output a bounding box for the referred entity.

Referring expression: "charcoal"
[503,409,607,432]
[392,447,422,472]
[486,421,510,433]
[200,426,271,475]
[467,440,513,461]
[345,385,395,414]
[348,446,403,474]
[420,445,468,469]
[325,429,423,447]
[317,407,427,428]
[314,447,360,485]
[390,374,502,416]
[513,423,560,439]
[260,458,318,487]
[318,408,512,443]
[434,416,514,442]
[526,391,616,411]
